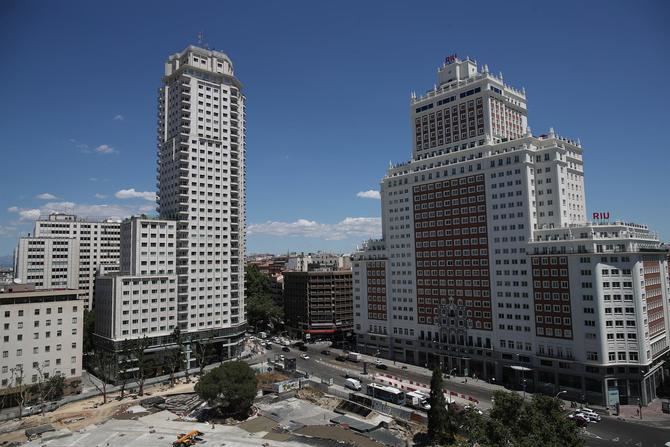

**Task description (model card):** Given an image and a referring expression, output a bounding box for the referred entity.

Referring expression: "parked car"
[300,353,310,360]
[375,363,388,370]
[335,355,347,362]
[282,346,290,352]
[321,350,331,356]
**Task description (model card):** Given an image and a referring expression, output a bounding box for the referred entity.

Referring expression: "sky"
[0,0,668,259]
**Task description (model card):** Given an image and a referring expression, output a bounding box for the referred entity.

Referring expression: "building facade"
[286,252,352,272]
[94,217,178,343]
[93,45,247,369]
[352,56,669,405]
[14,213,121,309]
[284,270,353,343]
[157,45,246,357]
[0,284,83,404]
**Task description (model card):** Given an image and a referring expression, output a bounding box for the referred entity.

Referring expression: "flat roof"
[0,288,83,299]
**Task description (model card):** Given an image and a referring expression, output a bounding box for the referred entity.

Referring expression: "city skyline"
[1,0,669,258]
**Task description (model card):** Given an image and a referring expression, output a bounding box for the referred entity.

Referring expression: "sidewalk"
[615,400,670,424]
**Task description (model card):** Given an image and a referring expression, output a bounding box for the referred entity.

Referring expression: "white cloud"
[356,190,381,200]
[95,144,117,154]
[0,225,18,237]
[40,201,150,220]
[94,193,107,199]
[115,188,156,201]
[113,114,125,121]
[8,207,41,221]
[36,193,57,200]
[248,217,381,241]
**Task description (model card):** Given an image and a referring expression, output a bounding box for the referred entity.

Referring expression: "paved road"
[289,343,670,447]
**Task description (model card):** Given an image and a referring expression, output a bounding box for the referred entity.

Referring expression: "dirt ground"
[295,388,340,411]
[0,379,196,444]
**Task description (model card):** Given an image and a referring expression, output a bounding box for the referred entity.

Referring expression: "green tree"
[83,309,96,355]
[457,391,584,447]
[194,361,257,418]
[427,367,458,444]
[245,264,283,330]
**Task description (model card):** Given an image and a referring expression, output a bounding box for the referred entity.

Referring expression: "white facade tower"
[157,46,246,356]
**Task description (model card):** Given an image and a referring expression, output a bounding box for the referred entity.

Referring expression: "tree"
[427,367,458,444]
[32,363,65,416]
[245,265,283,331]
[9,365,29,418]
[166,328,184,387]
[193,336,213,376]
[130,335,152,396]
[117,342,133,398]
[456,391,584,447]
[194,361,257,418]
[90,348,117,404]
[82,309,96,356]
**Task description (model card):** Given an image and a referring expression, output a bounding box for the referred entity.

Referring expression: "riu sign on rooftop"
[445,54,457,64]
[592,212,610,220]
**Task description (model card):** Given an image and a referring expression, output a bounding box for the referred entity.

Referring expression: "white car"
[578,408,601,422]
[300,354,310,360]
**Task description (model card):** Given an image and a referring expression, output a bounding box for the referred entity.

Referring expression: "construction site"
[0,362,423,447]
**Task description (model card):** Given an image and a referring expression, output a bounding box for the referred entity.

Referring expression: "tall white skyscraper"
[157,45,246,354]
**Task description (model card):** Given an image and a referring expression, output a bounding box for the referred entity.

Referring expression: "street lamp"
[555,390,567,400]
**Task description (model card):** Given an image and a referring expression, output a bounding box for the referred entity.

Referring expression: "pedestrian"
[636,408,640,417]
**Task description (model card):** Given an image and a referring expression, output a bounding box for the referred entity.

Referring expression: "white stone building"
[286,252,352,272]
[15,237,80,290]
[157,45,246,355]
[353,56,669,405]
[14,213,121,309]
[0,284,83,399]
[94,217,178,342]
[93,45,247,368]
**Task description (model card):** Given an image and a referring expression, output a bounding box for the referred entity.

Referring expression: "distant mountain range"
[0,255,13,268]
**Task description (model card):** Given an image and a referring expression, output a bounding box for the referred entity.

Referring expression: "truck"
[406,391,431,411]
[347,352,362,362]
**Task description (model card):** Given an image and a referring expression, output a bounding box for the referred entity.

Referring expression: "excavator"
[172,430,204,447]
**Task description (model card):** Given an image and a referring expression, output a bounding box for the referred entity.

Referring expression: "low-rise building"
[0,284,84,404]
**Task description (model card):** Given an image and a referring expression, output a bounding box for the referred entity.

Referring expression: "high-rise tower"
[157,45,246,353]
[353,56,669,406]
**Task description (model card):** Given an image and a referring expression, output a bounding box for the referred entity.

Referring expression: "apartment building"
[353,56,669,405]
[157,45,246,358]
[284,270,354,343]
[14,213,121,309]
[93,45,247,369]
[0,284,83,403]
[15,237,80,290]
[94,217,178,343]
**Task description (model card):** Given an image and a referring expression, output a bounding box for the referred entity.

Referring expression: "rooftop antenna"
[197,32,209,49]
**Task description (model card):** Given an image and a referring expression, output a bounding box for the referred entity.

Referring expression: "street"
[289,342,670,447]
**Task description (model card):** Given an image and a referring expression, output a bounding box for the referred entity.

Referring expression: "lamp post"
[555,390,567,400]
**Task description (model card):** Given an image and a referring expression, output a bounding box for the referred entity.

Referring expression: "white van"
[344,378,362,391]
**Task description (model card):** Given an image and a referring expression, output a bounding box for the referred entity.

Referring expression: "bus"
[366,383,405,405]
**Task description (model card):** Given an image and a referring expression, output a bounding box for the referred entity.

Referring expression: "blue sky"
[0,0,668,258]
